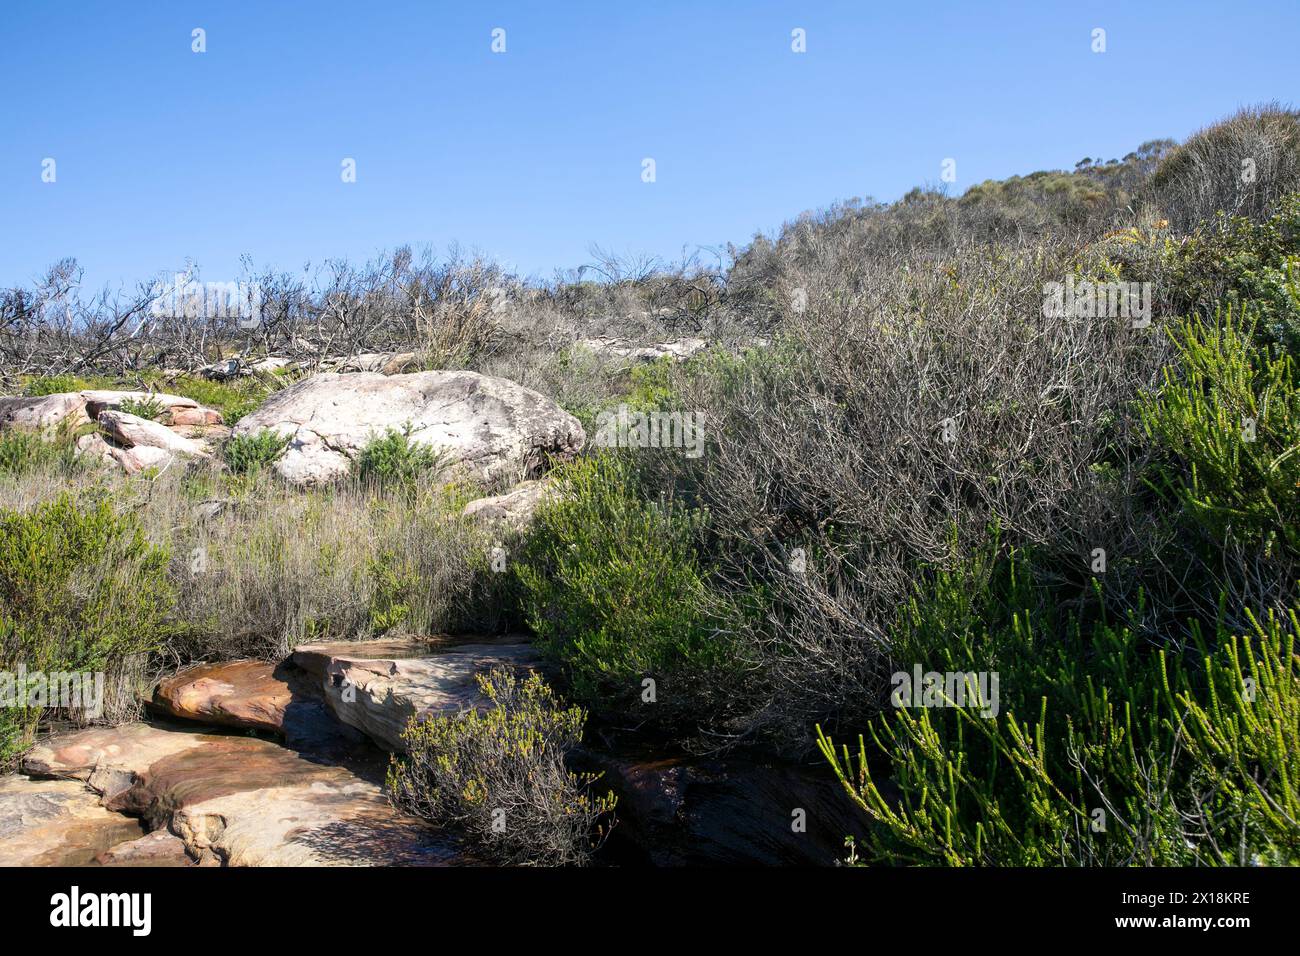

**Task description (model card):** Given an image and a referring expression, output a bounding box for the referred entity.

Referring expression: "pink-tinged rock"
[22,722,218,784]
[75,431,118,465]
[22,723,464,866]
[106,443,175,474]
[94,828,195,867]
[81,390,199,418]
[0,775,144,866]
[166,405,224,426]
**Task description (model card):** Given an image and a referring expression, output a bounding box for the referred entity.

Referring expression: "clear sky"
[2,1,1297,294]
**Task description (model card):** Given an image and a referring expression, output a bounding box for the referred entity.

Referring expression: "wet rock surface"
[94,828,196,867]
[0,775,145,867]
[584,750,871,867]
[4,633,859,868]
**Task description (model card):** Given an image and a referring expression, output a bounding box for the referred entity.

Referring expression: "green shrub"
[816,544,1300,866]
[0,494,174,763]
[367,548,418,633]
[517,455,749,731]
[1140,304,1300,556]
[117,396,166,421]
[1160,194,1300,354]
[0,424,90,478]
[386,667,616,866]
[353,426,447,487]
[168,375,272,426]
[22,375,84,397]
[223,430,290,475]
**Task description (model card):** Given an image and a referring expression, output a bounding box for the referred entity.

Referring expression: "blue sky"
[1,1,1296,294]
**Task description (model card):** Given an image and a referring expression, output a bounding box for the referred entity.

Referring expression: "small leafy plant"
[386,667,616,866]
[223,430,290,475]
[353,425,447,487]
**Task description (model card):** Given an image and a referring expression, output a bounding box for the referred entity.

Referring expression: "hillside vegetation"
[3,104,1299,866]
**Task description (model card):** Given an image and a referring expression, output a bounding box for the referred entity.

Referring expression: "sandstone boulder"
[0,389,223,474]
[232,370,584,486]
[293,636,540,751]
[80,390,205,418]
[0,393,88,431]
[0,775,144,866]
[106,444,176,475]
[150,660,294,735]
[23,724,463,866]
[98,410,211,456]
[148,658,355,751]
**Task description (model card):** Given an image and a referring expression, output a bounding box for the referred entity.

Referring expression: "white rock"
[232,370,584,486]
[462,479,557,530]
[0,393,88,431]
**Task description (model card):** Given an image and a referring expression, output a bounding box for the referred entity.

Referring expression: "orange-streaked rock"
[151,660,291,735]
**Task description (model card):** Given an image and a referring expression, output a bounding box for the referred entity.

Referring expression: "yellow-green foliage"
[386,667,616,866]
[1141,304,1300,555]
[817,546,1300,866]
[0,423,91,478]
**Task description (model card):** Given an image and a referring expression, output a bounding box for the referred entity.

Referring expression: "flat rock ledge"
[293,636,541,752]
[14,722,463,866]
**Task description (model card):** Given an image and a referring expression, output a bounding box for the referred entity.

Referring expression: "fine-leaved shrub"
[0,494,174,764]
[517,455,752,734]
[817,544,1300,866]
[117,396,167,421]
[386,667,616,866]
[353,425,447,488]
[223,430,290,475]
[1139,303,1300,623]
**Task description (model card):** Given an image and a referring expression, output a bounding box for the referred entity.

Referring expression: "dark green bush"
[223,430,290,475]
[1160,194,1300,354]
[117,396,167,421]
[0,495,174,763]
[386,667,616,866]
[353,426,447,487]
[517,455,750,732]
[1141,304,1300,557]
